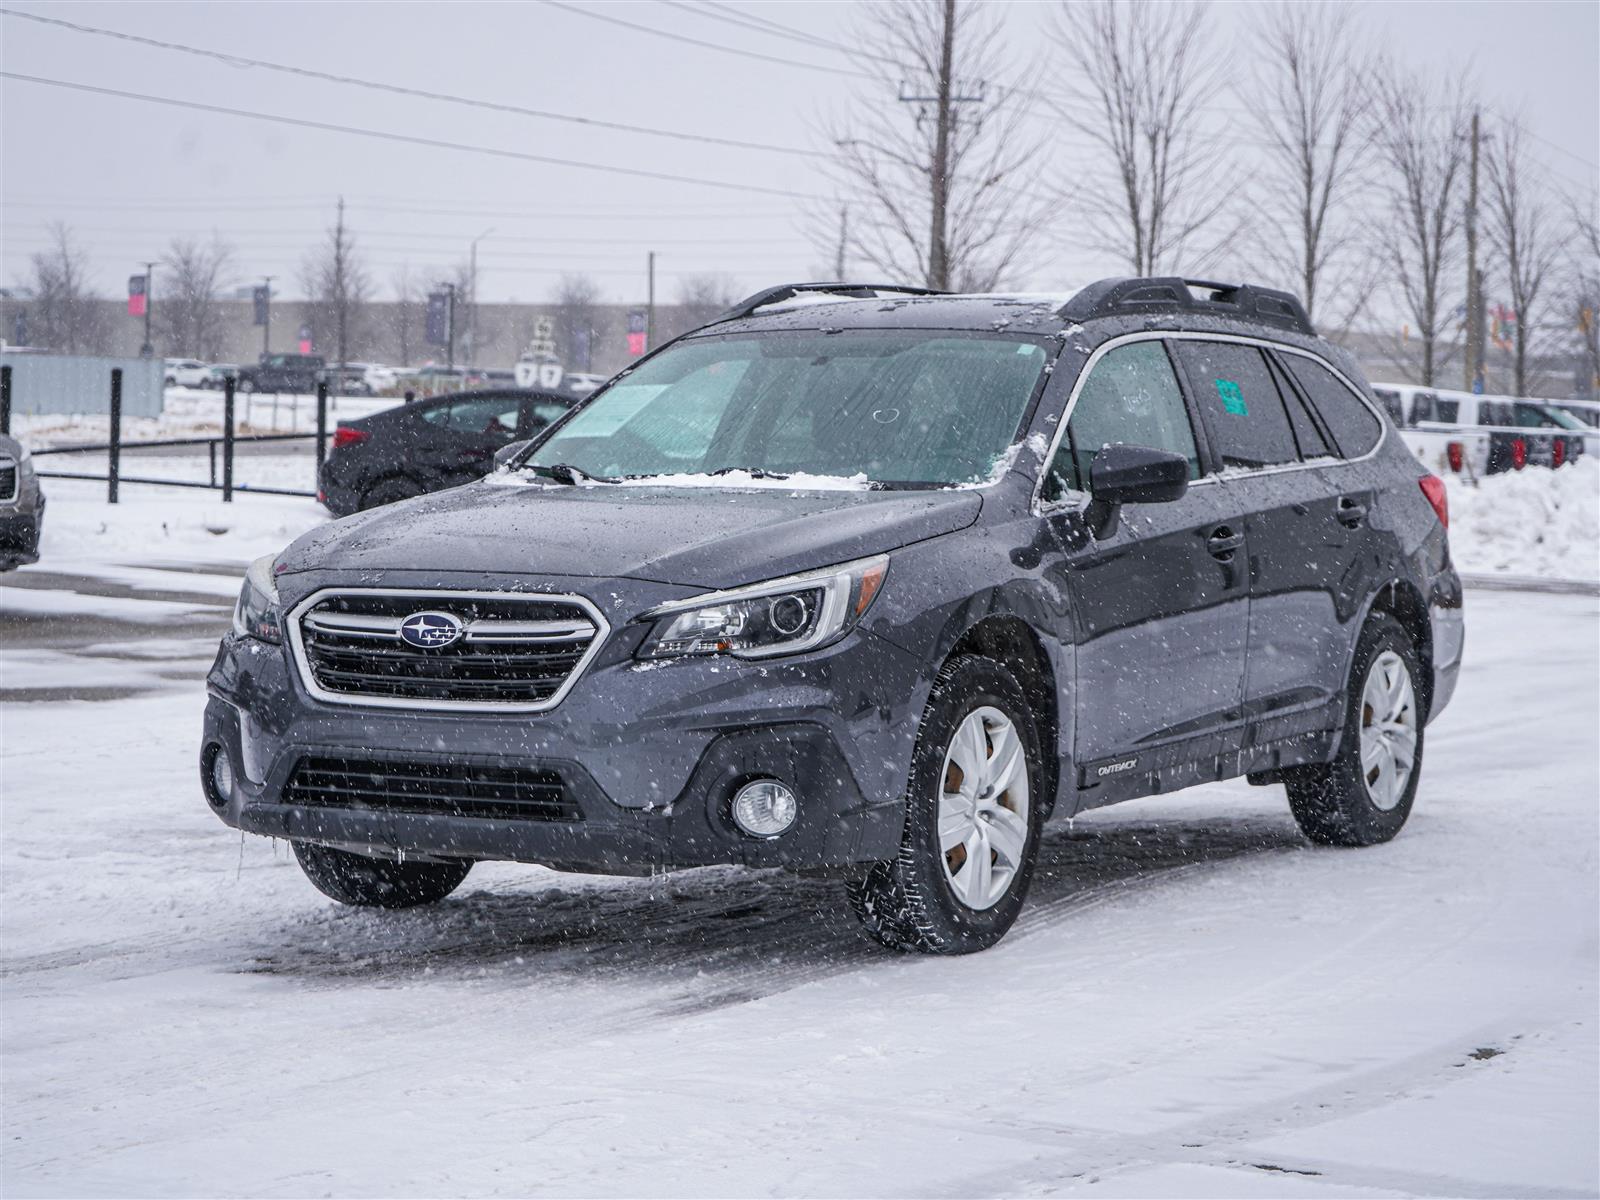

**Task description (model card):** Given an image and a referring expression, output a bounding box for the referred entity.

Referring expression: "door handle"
[1337,496,1369,528]
[1206,526,1244,559]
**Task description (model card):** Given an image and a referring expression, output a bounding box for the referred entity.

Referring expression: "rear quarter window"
[1282,355,1383,457]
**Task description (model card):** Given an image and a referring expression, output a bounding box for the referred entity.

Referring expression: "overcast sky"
[2,0,1595,308]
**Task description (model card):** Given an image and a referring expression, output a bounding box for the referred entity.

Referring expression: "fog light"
[731,779,797,838]
[208,746,235,807]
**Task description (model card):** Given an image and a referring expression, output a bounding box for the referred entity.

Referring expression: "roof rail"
[1060,277,1316,337]
[710,281,951,326]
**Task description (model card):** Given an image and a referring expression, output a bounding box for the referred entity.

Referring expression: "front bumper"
[201,590,924,872]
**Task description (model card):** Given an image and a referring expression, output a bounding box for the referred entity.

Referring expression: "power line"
[0,6,828,160]
[0,71,823,200]
[539,0,871,80]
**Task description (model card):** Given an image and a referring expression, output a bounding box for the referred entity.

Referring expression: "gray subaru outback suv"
[202,279,1463,953]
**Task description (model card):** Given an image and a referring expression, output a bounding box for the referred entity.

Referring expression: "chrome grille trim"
[286,587,610,713]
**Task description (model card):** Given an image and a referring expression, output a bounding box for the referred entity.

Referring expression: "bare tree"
[1568,195,1600,398]
[1485,117,1564,396]
[554,273,602,371]
[388,265,422,367]
[299,197,371,373]
[27,223,111,354]
[824,0,1047,290]
[158,237,233,360]
[674,274,740,334]
[1244,3,1376,328]
[1053,0,1228,276]
[1373,71,1471,386]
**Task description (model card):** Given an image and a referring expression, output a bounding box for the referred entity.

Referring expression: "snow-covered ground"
[15,386,399,445]
[1,481,1597,1195]
[1446,457,1600,584]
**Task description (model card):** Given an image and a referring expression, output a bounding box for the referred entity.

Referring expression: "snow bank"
[15,388,399,445]
[1446,457,1599,583]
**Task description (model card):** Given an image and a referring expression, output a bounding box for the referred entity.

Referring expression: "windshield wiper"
[524,463,613,485]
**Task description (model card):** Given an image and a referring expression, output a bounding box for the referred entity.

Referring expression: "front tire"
[1285,613,1424,847]
[848,655,1045,954]
[293,841,472,908]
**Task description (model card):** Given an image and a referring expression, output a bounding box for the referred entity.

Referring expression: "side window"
[1374,388,1405,425]
[1282,355,1383,457]
[1268,356,1334,459]
[1042,341,1199,502]
[1177,341,1299,469]
[422,397,523,440]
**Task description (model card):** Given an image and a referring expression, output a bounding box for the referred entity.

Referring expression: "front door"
[1040,339,1250,801]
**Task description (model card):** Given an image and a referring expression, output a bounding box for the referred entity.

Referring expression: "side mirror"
[493,439,532,469]
[1086,444,1190,539]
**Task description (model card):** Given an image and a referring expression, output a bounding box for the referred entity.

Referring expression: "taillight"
[1511,437,1527,470]
[1553,438,1567,468]
[332,427,369,449]
[1446,441,1464,473]
[1419,475,1448,528]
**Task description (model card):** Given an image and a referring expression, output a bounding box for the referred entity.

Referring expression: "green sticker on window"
[1215,379,1247,415]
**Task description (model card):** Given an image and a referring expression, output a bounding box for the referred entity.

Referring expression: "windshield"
[523,331,1052,486]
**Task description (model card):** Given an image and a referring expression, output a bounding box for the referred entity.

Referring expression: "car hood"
[276,478,983,589]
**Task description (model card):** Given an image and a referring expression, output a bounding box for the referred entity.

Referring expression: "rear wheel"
[360,475,427,510]
[1286,614,1423,846]
[293,841,471,908]
[848,655,1044,954]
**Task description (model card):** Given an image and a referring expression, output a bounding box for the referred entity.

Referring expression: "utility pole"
[1464,109,1484,393]
[444,282,457,370]
[646,251,656,352]
[898,0,981,291]
[468,227,494,365]
[833,205,849,279]
[140,260,155,357]
[261,275,273,357]
[333,196,348,394]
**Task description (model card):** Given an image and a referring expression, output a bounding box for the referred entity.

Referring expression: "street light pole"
[262,275,274,357]
[141,260,155,357]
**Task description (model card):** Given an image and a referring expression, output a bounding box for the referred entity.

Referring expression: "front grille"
[284,755,582,822]
[292,590,604,710]
[0,462,16,503]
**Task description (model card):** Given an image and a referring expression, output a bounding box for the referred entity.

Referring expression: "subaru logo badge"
[398,610,465,649]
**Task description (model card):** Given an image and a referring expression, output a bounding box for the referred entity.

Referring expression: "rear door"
[1175,339,1380,751]
[1041,338,1250,795]
[419,392,528,480]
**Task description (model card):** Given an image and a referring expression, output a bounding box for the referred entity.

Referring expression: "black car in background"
[235,353,326,395]
[319,388,575,514]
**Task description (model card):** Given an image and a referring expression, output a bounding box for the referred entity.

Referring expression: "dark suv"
[318,388,575,514]
[202,279,1464,954]
[235,353,326,395]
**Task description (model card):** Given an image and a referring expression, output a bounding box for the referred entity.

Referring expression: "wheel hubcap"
[937,706,1030,911]
[1359,650,1417,812]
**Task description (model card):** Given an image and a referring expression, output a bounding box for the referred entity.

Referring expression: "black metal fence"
[1,364,329,503]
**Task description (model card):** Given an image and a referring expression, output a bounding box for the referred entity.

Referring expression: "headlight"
[638,554,888,661]
[232,554,284,643]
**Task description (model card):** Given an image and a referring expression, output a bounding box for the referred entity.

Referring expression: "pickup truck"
[1374,383,1591,477]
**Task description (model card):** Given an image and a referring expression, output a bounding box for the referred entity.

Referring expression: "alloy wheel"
[1359,649,1418,811]
[937,706,1031,911]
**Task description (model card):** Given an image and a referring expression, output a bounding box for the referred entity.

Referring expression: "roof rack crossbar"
[1059,276,1316,337]
[710,281,951,326]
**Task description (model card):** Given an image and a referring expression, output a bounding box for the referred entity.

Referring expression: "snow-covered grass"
[1446,456,1600,583]
[1,589,1595,1196]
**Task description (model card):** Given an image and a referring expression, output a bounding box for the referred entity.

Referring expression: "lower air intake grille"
[0,463,17,503]
[284,755,582,822]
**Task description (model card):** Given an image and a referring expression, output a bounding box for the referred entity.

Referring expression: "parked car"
[317,388,576,514]
[1375,383,1589,475]
[204,277,1463,954]
[0,434,45,571]
[201,364,239,390]
[405,366,467,397]
[357,363,400,395]
[1545,397,1600,429]
[163,358,210,388]
[234,353,326,395]
[327,365,373,397]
